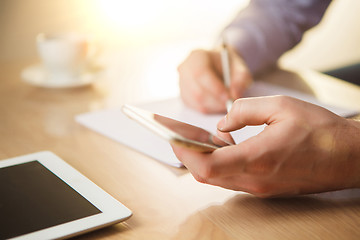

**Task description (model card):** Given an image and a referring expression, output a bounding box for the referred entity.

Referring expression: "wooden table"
[1,60,360,240]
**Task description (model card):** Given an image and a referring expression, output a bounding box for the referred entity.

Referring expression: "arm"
[177,0,331,113]
[225,0,332,74]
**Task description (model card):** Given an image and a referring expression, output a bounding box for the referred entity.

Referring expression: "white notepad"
[76,82,358,167]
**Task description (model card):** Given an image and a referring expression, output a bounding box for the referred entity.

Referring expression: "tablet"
[0,151,132,240]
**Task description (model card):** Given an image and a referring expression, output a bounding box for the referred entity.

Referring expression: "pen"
[220,41,233,112]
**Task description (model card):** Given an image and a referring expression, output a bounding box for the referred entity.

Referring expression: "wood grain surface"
[1,59,360,239]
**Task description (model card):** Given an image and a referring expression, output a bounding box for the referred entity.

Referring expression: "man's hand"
[172,96,360,197]
[177,48,252,113]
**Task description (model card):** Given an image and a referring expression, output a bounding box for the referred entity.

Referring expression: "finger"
[217,96,291,132]
[171,144,214,183]
[179,75,208,112]
[178,51,229,113]
[205,175,301,197]
[197,70,229,103]
[204,174,277,196]
[172,143,248,181]
[180,77,227,114]
[230,70,252,100]
[203,174,255,193]
[229,55,253,99]
[173,141,252,193]
[208,49,251,101]
[196,71,228,112]
[178,50,212,112]
[216,129,235,144]
[172,141,272,189]
[179,66,224,113]
[172,143,268,195]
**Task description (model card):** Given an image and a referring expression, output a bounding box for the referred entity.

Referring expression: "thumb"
[217,96,285,132]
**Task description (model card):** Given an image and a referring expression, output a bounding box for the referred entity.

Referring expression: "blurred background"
[0,0,359,104]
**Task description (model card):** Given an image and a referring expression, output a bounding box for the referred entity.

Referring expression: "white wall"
[1,0,359,71]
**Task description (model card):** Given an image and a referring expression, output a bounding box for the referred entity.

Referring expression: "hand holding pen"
[177,44,253,114]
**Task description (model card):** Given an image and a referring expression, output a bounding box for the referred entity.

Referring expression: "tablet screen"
[0,160,101,239]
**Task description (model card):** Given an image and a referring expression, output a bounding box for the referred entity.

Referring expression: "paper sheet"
[75,82,358,167]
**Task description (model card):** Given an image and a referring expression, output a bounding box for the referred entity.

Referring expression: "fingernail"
[217,115,227,131]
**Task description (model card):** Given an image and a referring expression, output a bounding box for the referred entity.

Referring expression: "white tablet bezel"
[0,151,132,240]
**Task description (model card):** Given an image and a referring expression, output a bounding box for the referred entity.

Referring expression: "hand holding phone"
[121,105,233,152]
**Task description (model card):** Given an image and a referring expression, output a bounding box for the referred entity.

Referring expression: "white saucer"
[21,64,102,88]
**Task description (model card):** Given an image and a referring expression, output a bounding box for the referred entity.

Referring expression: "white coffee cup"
[36,33,94,84]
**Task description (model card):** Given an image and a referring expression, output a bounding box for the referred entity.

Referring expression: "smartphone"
[121,104,233,152]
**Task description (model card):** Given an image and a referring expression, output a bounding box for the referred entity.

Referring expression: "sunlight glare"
[96,0,164,31]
